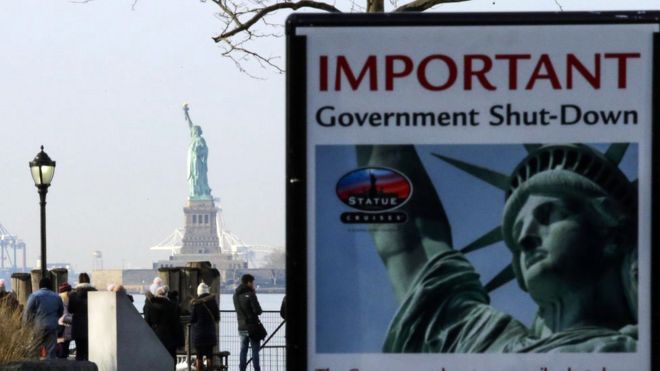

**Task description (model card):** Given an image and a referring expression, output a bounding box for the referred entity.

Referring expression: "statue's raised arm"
[357,145,453,301]
[183,103,194,131]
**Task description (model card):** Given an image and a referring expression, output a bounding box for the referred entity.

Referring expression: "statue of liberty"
[358,144,638,353]
[183,104,212,200]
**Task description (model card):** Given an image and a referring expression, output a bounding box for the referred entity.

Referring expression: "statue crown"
[506,144,636,212]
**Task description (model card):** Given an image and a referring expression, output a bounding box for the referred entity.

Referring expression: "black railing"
[148,308,286,370]
[220,310,286,371]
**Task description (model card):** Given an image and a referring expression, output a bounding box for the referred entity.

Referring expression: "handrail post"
[187,323,192,371]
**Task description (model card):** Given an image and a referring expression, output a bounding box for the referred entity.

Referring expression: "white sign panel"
[286,13,660,371]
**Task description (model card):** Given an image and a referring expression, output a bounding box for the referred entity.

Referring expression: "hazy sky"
[1,0,657,272]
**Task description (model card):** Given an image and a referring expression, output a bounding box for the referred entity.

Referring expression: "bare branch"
[219,37,285,78]
[213,0,341,42]
[394,0,468,12]
[553,0,564,11]
[213,0,246,31]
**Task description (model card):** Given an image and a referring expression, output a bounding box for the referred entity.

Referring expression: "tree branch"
[394,0,467,12]
[213,0,341,42]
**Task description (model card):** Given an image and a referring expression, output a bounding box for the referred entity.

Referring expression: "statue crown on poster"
[183,103,212,200]
[360,143,638,353]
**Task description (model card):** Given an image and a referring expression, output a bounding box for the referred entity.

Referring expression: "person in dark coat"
[167,290,185,350]
[233,274,263,371]
[143,285,180,363]
[190,282,219,371]
[68,273,97,361]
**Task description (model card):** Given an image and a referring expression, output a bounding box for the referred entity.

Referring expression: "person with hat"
[68,272,97,360]
[149,277,163,295]
[190,282,219,371]
[56,282,73,358]
[143,284,180,365]
[360,144,638,353]
[23,276,64,359]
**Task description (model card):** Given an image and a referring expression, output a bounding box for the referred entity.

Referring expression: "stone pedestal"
[158,262,220,314]
[10,273,31,306]
[181,199,220,255]
[188,261,221,299]
[30,269,46,293]
[51,268,68,291]
[159,262,221,358]
[29,269,67,293]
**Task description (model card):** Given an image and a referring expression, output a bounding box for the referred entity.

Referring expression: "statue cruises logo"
[336,167,412,224]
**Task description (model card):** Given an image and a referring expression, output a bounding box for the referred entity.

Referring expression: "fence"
[219,310,286,371]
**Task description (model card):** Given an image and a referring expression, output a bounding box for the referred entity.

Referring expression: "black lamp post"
[29,146,56,277]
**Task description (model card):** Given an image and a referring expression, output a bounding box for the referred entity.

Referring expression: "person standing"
[56,282,73,359]
[149,277,163,295]
[190,283,219,371]
[143,285,180,363]
[68,273,96,361]
[233,274,263,371]
[23,277,63,359]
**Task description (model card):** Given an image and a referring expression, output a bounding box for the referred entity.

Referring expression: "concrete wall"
[89,292,173,371]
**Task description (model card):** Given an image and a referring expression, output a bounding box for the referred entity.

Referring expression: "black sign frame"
[286,12,660,371]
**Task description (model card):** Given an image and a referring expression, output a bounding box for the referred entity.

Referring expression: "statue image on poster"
[315,143,638,353]
[183,103,213,200]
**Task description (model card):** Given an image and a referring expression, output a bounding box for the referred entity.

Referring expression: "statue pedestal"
[153,198,246,275]
[181,199,220,255]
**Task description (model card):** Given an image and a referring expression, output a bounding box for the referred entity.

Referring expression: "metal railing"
[146,307,286,370]
[220,310,286,371]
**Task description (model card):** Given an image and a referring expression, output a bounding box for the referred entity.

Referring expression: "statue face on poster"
[512,194,601,300]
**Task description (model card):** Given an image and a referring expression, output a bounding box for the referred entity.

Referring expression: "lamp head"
[29,145,56,187]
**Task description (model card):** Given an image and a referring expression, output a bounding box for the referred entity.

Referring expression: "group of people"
[4,271,273,369]
[20,273,97,360]
[144,273,266,371]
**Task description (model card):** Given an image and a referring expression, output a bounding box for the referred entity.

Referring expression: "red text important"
[319,53,641,92]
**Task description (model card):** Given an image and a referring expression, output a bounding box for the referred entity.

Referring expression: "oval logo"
[336,167,412,212]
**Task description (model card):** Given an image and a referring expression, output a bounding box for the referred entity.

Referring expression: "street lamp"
[29,146,56,277]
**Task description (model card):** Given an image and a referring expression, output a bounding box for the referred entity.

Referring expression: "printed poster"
[287,14,659,371]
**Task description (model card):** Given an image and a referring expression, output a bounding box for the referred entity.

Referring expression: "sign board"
[286,12,660,371]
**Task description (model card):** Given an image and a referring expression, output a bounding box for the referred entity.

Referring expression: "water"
[132,293,285,312]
